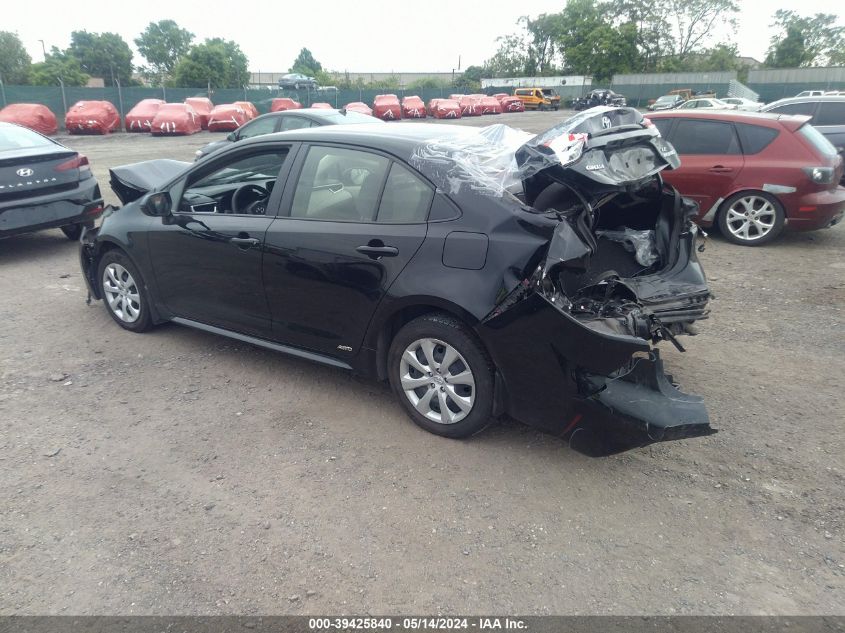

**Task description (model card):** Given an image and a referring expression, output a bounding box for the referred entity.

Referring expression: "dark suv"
[761,96,845,160]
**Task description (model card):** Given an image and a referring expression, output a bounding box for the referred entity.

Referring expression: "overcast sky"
[5,0,843,74]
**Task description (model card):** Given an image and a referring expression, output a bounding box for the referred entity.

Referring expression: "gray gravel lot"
[1,111,843,615]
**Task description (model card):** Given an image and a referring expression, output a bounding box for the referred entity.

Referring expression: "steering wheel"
[231,183,270,215]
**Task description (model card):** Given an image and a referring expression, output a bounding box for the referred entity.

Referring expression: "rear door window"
[279,116,314,131]
[735,123,779,154]
[671,119,741,154]
[814,102,845,126]
[377,163,434,223]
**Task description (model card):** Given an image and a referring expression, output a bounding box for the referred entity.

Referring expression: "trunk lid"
[0,146,80,202]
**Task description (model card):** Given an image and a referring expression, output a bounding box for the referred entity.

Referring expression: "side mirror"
[227,132,238,142]
[141,192,172,217]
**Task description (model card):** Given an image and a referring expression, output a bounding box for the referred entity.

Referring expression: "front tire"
[97,250,153,332]
[717,191,785,246]
[388,314,494,439]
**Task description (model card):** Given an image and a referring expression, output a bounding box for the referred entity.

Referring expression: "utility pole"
[38,39,47,61]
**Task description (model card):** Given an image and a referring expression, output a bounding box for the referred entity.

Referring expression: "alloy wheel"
[102,263,141,323]
[399,338,475,425]
[724,195,777,242]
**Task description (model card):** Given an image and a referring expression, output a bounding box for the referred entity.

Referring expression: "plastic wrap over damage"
[409,124,536,196]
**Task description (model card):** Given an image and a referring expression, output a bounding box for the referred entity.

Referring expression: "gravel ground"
[1,111,843,615]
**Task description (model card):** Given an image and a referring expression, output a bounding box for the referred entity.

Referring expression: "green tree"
[67,31,133,83]
[608,0,673,71]
[521,14,562,75]
[453,65,485,91]
[765,10,844,67]
[172,38,249,88]
[290,48,323,76]
[664,0,739,60]
[485,34,530,76]
[29,50,89,86]
[135,20,194,78]
[556,0,642,80]
[0,31,31,84]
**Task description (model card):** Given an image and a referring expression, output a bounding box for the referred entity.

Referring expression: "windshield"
[655,96,676,103]
[0,124,55,151]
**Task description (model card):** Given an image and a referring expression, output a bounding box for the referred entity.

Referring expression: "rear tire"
[61,224,83,241]
[717,191,785,246]
[97,250,153,332]
[388,313,495,439]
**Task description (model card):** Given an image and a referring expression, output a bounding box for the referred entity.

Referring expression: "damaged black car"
[80,107,714,455]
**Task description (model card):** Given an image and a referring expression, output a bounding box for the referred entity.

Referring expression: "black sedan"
[194,108,384,161]
[80,109,714,455]
[1,122,103,240]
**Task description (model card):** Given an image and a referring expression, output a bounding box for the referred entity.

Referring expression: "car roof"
[239,122,480,156]
[765,95,845,107]
[647,110,800,126]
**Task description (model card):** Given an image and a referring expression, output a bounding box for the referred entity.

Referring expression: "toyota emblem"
[16,168,34,177]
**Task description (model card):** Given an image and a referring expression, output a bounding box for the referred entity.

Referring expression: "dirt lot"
[1,112,843,615]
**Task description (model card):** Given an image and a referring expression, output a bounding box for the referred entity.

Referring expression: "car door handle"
[709,165,734,173]
[356,244,399,259]
[230,236,260,248]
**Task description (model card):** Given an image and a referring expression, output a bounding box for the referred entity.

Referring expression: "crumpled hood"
[108,159,191,205]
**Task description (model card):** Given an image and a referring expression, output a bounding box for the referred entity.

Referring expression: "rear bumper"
[0,177,102,238]
[478,293,714,456]
[786,186,845,231]
[570,352,714,456]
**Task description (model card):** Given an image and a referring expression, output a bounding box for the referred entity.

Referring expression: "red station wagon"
[647,110,845,245]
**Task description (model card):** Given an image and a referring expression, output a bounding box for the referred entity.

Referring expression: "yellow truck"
[513,87,561,111]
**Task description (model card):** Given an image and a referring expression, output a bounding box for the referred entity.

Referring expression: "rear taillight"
[55,155,92,178]
[803,166,835,185]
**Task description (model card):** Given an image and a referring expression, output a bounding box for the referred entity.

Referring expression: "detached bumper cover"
[572,351,713,456]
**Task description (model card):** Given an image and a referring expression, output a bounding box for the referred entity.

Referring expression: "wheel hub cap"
[399,337,475,425]
[102,263,141,323]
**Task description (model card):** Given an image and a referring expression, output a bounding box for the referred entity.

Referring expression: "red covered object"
[65,100,120,135]
[500,96,525,112]
[208,104,250,132]
[151,103,201,136]
[184,97,213,129]
[344,102,373,116]
[310,102,333,109]
[458,95,481,117]
[271,98,301,112]
[480,96,503,114]
[234,101,259,120]
[0,103,58,135]
[449,94,464,101]
[430,99,461,119]
[401,95,426,118]
[124,99,165,132]
[493,93,509,102]
[373,94,401,121]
